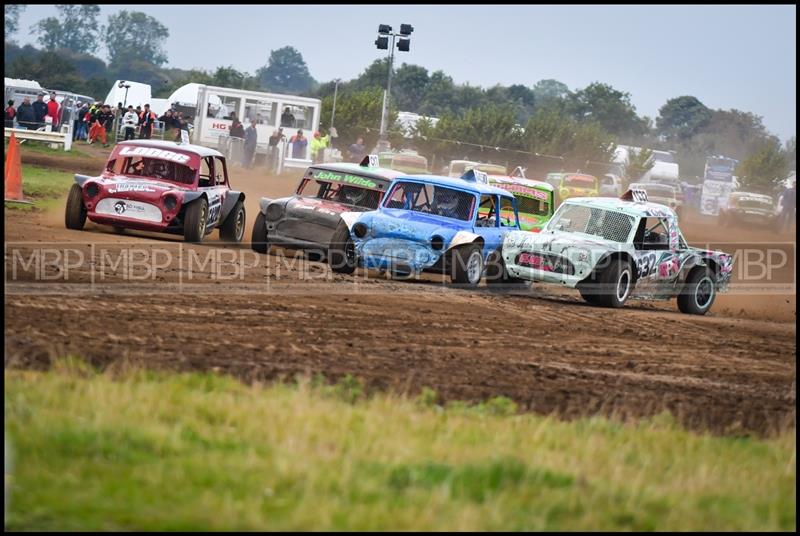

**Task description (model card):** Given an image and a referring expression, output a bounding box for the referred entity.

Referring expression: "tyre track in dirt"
[4,156,796,436]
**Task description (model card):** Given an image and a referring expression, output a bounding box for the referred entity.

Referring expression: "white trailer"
[187,85,321,170]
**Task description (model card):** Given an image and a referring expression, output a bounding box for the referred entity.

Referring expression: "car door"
[197,156,225,229]
[474,194,515,257]
[632,216,679,295]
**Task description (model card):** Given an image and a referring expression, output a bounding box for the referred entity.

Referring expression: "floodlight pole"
[378,33,397,145]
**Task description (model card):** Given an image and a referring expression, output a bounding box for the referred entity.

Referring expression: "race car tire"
[183,197,208,243]
[451,244,484,286]
[65,184,87,230]
[220,201,246,243]
[328,224,357,274]
[485,250,530,291]
[251,211,269,254]
[677,267,716,315]
[578,286,601,305]
[595,259,633,308]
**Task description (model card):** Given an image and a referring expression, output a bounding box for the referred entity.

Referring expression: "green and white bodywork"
[485,175,554,232]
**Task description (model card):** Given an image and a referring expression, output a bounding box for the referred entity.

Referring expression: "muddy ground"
[4,146,796,436]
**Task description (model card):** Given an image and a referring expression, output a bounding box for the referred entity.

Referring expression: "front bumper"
[356,237,443,273]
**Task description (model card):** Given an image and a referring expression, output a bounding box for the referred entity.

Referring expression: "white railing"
[4,127,72,151]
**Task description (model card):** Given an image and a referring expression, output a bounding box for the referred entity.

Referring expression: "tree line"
[4,5,795,191]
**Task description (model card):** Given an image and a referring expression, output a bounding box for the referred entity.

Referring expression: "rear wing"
[621,187,648,202]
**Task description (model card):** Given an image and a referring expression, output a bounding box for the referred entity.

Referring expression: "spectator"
[16,97,35,129]
[122,105,138,141]
[280,106,295,127]
[32,93,48,129]
[5,100,16,128]
[174,115,189,142]
[310,130,331,164]
[267,127,284,172]
[229,118,245,139]
[46,92,60,130]
[348,137,366,162]
[158,109,175,136]
[243,120,258,168]
[777,179,796,233]
[90,104,115,147]
[116,102,124,118]
[138,104,157,139]
[74,102,89,140]
[290,129,307,159]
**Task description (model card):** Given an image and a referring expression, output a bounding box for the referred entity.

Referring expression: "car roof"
[393,174,515,198]
[488,175,555,192]
[116,140,223,158]
[564,196,678,218]
[309,162,406,181]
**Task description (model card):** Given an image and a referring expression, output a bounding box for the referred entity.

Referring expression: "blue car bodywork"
[337,173,522,278]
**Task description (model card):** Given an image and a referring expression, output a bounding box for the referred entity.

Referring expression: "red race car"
[65,140,246,243]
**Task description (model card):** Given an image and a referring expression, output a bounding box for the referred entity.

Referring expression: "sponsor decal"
[113,200,146,214]
[108,183,157,194]
[498,183,549,200]
[119,146,191,164]
[517,251,574,274]
[313,171,378,189]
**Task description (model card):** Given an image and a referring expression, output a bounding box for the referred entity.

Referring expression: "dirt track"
[4,147,797,436]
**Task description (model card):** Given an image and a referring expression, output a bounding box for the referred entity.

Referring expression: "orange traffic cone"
[5,132,24,201]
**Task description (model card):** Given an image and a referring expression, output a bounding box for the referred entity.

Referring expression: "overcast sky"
[13,4,797,142]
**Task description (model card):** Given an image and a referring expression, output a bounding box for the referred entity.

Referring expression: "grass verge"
[4,362,795,531]
[4,165,73,212]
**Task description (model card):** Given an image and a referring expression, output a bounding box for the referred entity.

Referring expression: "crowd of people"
[5,91,194,148]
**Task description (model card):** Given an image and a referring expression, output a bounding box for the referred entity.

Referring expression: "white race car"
[498,189,734,315]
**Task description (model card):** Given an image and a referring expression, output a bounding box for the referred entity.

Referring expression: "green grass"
[4,165,73,212]
[5,139,91,159]
[4,363,796,531]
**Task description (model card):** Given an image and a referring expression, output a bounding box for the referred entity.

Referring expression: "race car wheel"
[451,245,484,286]
[595,259,632,308]
[183,197,208,243]
[485,250,530,291]
[328,224,357,274]
[220,201,246,243]
[251,211,270,254]
[578,286,601,305]
[678,267,716,315]
[65,184,87,230]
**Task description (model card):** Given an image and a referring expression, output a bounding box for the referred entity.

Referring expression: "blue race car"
[328,170,523,286]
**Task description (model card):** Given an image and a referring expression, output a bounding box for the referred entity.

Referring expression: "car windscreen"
[563,175,597,188]
[108,156,195,185]
[296,178,383,209]
[548,204,634,243]
[383,181,476,221]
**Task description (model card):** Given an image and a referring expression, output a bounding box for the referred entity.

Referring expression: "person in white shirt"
[122,105,138,141]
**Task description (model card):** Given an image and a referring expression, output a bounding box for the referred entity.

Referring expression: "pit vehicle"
[556,173,599,205]
[718,192,776,228]
[499,189,734,315]
[629,182,683,219]
[485,174,554,232]
[378,150,429,174]
[64,140,246,243]
[328,170,522,286]
[447,160,508,178]
[251,156,399,257]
